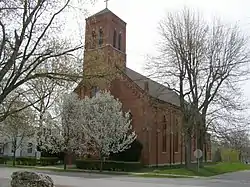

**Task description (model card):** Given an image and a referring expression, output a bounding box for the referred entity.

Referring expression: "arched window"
[127,112,133,129]
[118,32,122,50]
[91,86,99,97]
[98,28,103,47]
[27,143,33,153]
[193,134,196,151]
[162,115,167,152]
[92,29,96,38]
[92,29,96,48]
[174,118,179,152]
[113,29,117,47]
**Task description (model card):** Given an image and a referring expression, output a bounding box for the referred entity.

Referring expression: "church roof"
[92,8,111,17]
[125,68,180,107]
[87,8,126,24]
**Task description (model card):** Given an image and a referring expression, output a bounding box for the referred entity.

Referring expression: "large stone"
[11,171,54,187]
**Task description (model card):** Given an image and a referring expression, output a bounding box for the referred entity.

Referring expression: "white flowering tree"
[80,91,137,170]
[38,93,88,170]
[38,91,136,170]
[0,100,35,166]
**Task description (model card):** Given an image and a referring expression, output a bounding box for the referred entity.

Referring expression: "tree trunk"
[156,132,159,168]
[204,143,207,163]
[181,134,183,165]
[197,129,205,167]
[63,152,67,170]
[170,132,172,167]
[12,150,16,166]
[100,155,103,172]
[239,151,242,162]
[184,133,192,168]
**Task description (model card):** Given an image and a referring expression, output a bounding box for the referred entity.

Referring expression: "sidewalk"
[31,165,197,177]
[0,164,202,178]
[40,165,209,178]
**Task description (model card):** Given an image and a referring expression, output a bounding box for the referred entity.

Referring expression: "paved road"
[211,170,250,183]
[1,167,250,187]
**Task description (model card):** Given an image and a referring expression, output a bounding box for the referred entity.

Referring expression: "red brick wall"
[110,77,152,164]
[76,9,212,166]
[108,76,212,165]
[75,76,212,165]
[147,105,186,166]
[84,12,127,72]
[85,11,126,53]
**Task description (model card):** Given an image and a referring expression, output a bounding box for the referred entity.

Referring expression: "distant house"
[0,136,38,158]
[240,147,250,163]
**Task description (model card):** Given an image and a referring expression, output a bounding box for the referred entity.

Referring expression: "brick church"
[75,8,212,166]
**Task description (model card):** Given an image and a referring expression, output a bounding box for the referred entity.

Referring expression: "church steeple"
[84,8,126,53]
[83,7,127,76]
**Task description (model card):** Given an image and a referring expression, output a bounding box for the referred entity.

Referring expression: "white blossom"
[38,93,89,156]
[80,91,137,158]
[38,91,136,163]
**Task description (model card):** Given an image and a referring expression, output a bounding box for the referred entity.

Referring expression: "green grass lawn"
[150,162,250,177]
[2,161,250,178]
[131,173,194,178]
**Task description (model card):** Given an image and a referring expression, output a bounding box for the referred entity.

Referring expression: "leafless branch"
[145,8,250,165]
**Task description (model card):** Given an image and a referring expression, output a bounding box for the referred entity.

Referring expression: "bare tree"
[0,98,35,166]
[215,127,250,162]
[0,85,51,123]
[147,8,250,167]
[24,58,79,127]
[217,129,249,150]
[0,0,97,120]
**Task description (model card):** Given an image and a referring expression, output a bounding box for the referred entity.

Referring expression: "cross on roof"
[104,0,109,9]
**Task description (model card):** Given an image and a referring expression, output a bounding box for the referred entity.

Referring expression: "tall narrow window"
[193,135,196,151]
[98,28,103,47]
[174,132,179,152]
[174,118,179,152]
[118,32,122,50]
[206,133,211,152]
[162,115,167,152]
[113,29,117,47]
[92,29,96,48]
[91,86,99,97]
[27,143,33,153]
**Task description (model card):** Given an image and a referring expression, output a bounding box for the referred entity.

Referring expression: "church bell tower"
[83,7,127,82]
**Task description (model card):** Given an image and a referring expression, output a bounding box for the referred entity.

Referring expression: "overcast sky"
[67,0,250,104]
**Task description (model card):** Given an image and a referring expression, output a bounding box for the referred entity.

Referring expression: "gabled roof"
[75,67,180,107]
[86,8,126,25]
[91,8,111,17]
[125,68,180,107]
